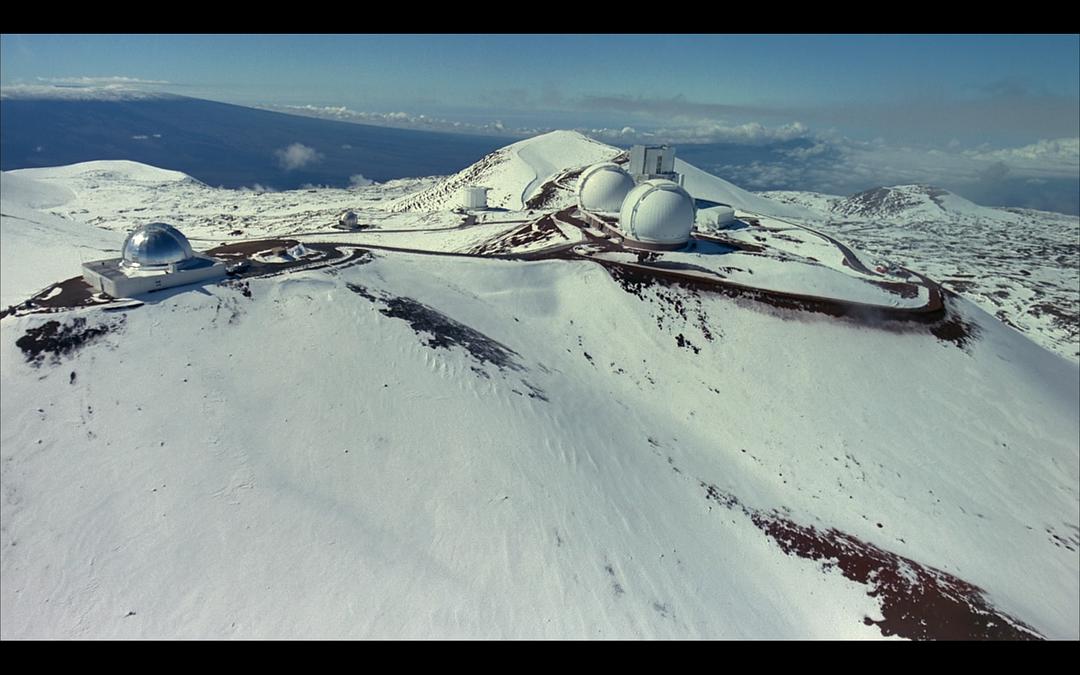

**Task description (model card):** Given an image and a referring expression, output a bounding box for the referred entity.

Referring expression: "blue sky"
[2,34,1078,211]
[3,34,1077,140]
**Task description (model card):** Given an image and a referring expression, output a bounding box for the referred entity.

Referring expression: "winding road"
[6,205,951,332]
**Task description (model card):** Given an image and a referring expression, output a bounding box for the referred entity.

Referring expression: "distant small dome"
[121,223,194,269]
[577,163,635,213]
[618,180,696,246]
[339,210,358,227]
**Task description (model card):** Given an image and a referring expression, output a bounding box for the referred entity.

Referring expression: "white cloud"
[964,138,1080,175]
[260,104,528,137]
[36,76,170,86]
[0,84,174,101]
[704,132,1078,212]
[349,174,374,188]
[586,120,813,146]
[275,143,323,171]
[780,142,830,160]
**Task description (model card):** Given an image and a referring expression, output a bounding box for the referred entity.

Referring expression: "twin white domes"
[577,163,696,247]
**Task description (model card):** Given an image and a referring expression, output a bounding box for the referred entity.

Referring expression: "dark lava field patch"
[16,316,124,367]
[468,215,568,256]
[346,282,523,372]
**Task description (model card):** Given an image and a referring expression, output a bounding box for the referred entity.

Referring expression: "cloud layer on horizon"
[262,98,1080,213]
[35,76,171,86]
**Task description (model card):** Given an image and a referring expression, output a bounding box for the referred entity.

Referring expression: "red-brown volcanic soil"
[701,482,1043,640]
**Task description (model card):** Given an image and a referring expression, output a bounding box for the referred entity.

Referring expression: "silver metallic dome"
[121,223,195,269]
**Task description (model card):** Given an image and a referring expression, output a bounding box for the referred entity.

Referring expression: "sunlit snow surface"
[761,187,1080,362]
[2,132,1077,639]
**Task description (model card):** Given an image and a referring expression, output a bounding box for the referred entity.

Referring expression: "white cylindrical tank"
[459,186,489,209]
[696,205,737,231]
[577,162,635,213]
[618,179,696,247]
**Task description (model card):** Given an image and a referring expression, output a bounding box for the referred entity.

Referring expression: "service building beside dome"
[82,223,226,298]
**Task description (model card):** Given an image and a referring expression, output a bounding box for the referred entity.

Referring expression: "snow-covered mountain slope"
[387,130,819,221]
[2,134,1078,639]
[675,159,816,221]
[0,172,124,307]
[757,189,843,214]
[2,243,1077,639]
[761,185,1080,362]
[3,163,442,242]
[833,185,1014,222]
[8,159,194,186]
[390,130,619,212]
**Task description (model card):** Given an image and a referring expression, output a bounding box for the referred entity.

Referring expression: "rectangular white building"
[82,255,226,298]
[629,145,677,182]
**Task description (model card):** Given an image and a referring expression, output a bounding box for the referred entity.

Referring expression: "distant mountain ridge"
[761,183,1080,223]
[0,94,508,190]
[831,184,1012,222]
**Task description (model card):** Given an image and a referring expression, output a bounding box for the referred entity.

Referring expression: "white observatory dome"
[577,162,635,213]
[618,179,696,247]
[121,223,195,269]
[339,210,358,228]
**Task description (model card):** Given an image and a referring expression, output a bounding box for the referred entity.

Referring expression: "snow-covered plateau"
[1,130,1077,639]
[762,186,1080,362]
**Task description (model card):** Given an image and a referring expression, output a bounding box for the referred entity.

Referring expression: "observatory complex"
[576,145,704,250]
[82,223,226,298]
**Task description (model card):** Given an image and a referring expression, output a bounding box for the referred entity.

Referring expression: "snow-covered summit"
[390,130,618,212]
[0,171,77,210]
[390,129,820,220]
[831,184,1013,223]
[10,160,196,187]
[0,171,122,306]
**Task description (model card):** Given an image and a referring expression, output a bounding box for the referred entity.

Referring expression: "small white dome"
[618,180,696,246]
[121,223,194,268]
[577,163,635,213]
